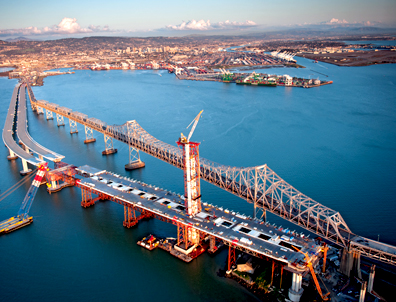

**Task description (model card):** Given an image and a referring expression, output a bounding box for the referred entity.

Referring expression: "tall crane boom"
[186,110,203,142]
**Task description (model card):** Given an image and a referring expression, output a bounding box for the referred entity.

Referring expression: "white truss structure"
[45,109,53,120]
[104,134,114,152]
[56,114,65,126]
[69,119,78,134]
[84,125,94,141]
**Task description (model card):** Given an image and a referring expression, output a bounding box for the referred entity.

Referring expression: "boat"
[137,234,159,250]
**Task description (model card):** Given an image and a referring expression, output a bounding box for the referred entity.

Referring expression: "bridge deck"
[17,86,64,162]
[76,165,323,274]
[2,84,42,165]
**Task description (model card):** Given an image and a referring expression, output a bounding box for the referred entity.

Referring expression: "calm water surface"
[0,57,395,301]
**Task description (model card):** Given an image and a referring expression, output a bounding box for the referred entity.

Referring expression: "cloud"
[324,18,349,25]
[165,19,257,31]
[0,18,111,37]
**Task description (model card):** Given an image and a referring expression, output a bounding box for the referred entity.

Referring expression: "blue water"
[343,40,396,47]
[0,56,396,301]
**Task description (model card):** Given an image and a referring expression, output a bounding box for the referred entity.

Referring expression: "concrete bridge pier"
[359,281,367,302]
[56,114,65,126]
[102,134,117,155]
[367,264,375,293]
[7,148,18,160]
[20,158,32,175]
[125,146,145,170]
[288,273,303,302]
[69,119,78,134]
[45,109,53,120]
[84,126,96,144]
[37,106,44,115]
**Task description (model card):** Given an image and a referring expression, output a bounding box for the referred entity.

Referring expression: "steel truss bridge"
[25,83,396,266]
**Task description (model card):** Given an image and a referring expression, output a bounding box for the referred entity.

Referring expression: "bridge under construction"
[2,81,395,301]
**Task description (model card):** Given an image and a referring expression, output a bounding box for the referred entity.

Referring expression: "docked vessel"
[137,234,159,250]
[0,216,33,234]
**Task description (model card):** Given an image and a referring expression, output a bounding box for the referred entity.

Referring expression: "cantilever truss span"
[27,82,396,265]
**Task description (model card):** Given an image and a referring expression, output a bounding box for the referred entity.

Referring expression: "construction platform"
[0,216,33,234]
[75,165,323,274]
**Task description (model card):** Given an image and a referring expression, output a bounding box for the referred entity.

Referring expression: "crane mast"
[177,110,203,217]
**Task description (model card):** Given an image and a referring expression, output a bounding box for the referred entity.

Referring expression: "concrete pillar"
[367,265,375,293]
[288,273,303,302]
[359,281,367,302]
[7,148,18,160]
[39,154,43,160]
[51,180,57,189]
[20,159,32,175]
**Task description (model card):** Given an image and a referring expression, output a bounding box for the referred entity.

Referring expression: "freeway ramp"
[2,84,43,171]
[17,86,64,162]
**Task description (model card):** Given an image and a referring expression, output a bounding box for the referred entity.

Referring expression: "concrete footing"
[7,155,18,160]
[84,138,96,144]
[288,288,304,302]
[70,130,78,134]
[125,160,145,170]
[102,148,117,155]
[20,169,33,176]
[288,273,303,302]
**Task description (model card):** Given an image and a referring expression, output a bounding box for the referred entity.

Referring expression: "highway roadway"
[17,86,64,162]
[2,84,42,166]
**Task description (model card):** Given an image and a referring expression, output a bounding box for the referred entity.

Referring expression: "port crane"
[293,246,330,301]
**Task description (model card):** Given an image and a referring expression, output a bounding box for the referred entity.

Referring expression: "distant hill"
[5,36,36,42]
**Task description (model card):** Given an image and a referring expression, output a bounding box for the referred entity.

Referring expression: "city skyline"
[1,0,395,39]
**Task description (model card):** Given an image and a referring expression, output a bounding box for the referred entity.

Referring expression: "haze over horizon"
[1,0,395,40]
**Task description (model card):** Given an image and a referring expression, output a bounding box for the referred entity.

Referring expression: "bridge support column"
[339,248,361,278]
[37,106,44,115]
[125,146,145,170]
[123,205,138,228]
[102,135,117,155]
[45,109,53,120]
[227,245,236,272]
[80,187,100,208]
[208,235,216,253]
[125,121,144,170]
[7,148,18,160]
[288,273,303,302]
[359,281,367,302]
[56,114,64,126]
[84,126,96,144]
[69,119,78,134]
[20,159,32,176]
[367,264,375,293]
[51,180,57,190]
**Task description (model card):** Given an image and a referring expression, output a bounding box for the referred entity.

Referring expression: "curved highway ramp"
[2,84,43,174]
[17,85,64,162]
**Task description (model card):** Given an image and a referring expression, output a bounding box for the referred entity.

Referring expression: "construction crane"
[180,110,203,143]
[293,246,330,301]
[178,110,204,217]
[18,163,49,219]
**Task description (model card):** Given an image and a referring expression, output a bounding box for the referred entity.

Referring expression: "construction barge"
[0,216,33,234]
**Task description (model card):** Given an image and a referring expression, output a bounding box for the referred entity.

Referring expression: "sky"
[0,0,395,39]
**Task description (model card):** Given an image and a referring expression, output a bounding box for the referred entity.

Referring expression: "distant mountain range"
[5,36,36,42]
